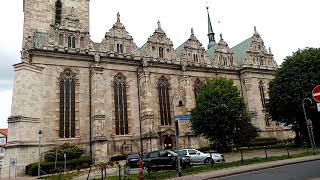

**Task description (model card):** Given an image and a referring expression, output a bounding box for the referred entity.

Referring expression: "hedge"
[26,155,90,176]
[110,154,127,162]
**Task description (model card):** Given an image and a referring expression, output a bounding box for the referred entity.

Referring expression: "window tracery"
[158,76,171,126]
[114,73,128,135]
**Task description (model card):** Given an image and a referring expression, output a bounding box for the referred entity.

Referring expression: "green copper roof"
[175,41,187,57]
[207,7,215,49]
[206,44,218,62]
[93,42,101,49]
[139,42,148,54]
[208,12,214,34]
[231,37,251,65]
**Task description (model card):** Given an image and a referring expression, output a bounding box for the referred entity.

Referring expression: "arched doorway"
[163,136,173,149]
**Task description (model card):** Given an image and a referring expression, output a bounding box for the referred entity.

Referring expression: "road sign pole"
[302,98,314,150]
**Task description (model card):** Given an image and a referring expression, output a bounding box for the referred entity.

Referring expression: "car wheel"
[204,158,213,165]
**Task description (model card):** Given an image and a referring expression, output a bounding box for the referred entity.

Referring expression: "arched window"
[259,80,266,108]
[158,76,171,126]
[59,70,76,138]
[194,78,201,100]
[120,44,123,53]
[68,36,76,48]
[55,0,62,25]
[114,73,128,135]
[193,54,198,63]
[159,47,164,58]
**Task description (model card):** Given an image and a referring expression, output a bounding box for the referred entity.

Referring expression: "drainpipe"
[89,62,94,165]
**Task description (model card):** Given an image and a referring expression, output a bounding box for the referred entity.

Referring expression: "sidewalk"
[170,154,320,180]
[223,148,305,162]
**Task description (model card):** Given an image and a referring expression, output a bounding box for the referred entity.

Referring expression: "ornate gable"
[175,28,208,67]
[212,34,236,68]
[140,21,175,63]
[98,13,140,59]
[243,27,277,68]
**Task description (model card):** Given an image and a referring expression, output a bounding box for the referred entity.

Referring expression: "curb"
[170,154,320,180]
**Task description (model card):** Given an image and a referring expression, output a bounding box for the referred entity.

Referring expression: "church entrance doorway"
[163,136,173,149]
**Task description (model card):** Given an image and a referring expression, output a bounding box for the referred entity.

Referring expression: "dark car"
[126,153,141,168]
[142,149,191,171]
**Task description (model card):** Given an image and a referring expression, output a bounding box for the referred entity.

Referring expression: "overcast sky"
[0,0,319,128]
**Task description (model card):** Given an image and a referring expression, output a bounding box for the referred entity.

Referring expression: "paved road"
[217,160,320,180]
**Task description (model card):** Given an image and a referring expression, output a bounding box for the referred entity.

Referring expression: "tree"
[190,77,257,152]
[267,47,320,145]
[44,143,84,162]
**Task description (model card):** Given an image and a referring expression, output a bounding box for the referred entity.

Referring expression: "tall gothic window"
[59,70,76,138]
[158,76,171,126]
[55,0,62,25]
[259,80,266,108]
[194,78,201,100]
[114,73,128,135]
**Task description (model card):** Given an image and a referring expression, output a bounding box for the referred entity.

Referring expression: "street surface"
[217,160,320,180]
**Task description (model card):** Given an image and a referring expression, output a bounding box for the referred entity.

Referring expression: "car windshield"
[167,150,177,156]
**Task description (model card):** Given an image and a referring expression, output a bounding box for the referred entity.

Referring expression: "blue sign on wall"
[175,115,192,120]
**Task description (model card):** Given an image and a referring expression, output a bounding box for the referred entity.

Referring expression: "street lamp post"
[38,130,43,179]
[171,94,182,177]
[302,98,315,150]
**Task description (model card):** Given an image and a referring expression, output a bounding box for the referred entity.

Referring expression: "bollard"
[264,146,268,159]
[286,146,290,158]
[138,159,144,180]
[240,148,244,164]
[118,163,121,180]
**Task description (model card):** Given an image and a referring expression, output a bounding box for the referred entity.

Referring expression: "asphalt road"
[217,160,320,180]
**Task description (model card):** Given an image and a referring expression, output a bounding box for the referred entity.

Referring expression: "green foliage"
[110,154,127,162]
[44,143,84,162]
[26,155,90,176]
[190,77,258,152]
[267,47,320,145]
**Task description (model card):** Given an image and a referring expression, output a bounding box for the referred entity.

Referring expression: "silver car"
[178,148,224,165]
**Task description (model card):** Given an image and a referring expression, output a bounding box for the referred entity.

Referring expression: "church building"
[2,0,293,177]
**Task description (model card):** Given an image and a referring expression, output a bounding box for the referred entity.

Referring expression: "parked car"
[176,148,224,165]
[142,149,191,171]
[126,153,140,168]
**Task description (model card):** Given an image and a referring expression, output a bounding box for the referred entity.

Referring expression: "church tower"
[22,0,90,47]
[206,6,216,49]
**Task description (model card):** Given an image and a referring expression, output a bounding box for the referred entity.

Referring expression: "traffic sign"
[175,115,192,120]
[312,85,320,102]
[10,158,17,168]
[317,103,320,112]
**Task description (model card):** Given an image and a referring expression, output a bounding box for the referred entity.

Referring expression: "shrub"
[110,154,127,162]
[44,142,84,162]
[247,137,280,147]
[26,155,90,176]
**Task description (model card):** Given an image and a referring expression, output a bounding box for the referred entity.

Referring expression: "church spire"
[207,6,215,49]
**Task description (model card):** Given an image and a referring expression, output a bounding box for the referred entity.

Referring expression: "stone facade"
[2,0,294,177]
